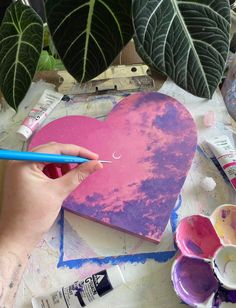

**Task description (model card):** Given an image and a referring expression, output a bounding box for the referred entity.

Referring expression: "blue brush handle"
[0,149,110,164]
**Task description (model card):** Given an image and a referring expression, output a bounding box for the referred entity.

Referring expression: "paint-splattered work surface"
[1,79,236,307]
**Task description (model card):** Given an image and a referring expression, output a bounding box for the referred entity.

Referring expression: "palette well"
[172,204,236,307]
[29,92,197,243]
[213,245,236,290]
[172,256,218,306]
[175,215,221,259]
[211,204,236,245]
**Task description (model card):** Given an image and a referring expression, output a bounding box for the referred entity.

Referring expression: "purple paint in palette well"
[172,256,218,306]
[185,240,203,255]
[29,92,197,243]
[221,210,228,219]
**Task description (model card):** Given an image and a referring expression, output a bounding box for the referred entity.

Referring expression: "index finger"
[30,142,99,170]
[31,142,98,159]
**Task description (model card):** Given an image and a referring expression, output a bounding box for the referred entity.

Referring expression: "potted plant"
[0,0,232,111]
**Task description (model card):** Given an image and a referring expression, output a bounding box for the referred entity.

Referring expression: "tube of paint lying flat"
[206,135,236,191]
[32,265,125,308]
[17,89,64,141]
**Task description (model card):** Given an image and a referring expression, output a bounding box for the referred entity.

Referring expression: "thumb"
[55,161,103,197]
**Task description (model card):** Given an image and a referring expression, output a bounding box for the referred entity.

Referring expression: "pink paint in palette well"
[175,215,222,259]
[29,92,197,243]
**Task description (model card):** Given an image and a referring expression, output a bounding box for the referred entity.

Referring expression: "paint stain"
[213,286,236,307]
[186,240,203,255]
[221,209,228,219]
[214,219,225,239]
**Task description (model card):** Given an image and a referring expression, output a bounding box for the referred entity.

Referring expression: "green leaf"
[0,1,43,110]
[45,0,133,83]
[133,0,230,99]
[37,50,64,71]
[43,24,50,48]
[37,50,56,71]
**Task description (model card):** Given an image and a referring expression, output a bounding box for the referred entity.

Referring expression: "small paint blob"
[222,210,228,219]
[213,245,236,290]
[203,110,216,127]
[211,204,236,245]
[176,215,222,259]
[172,256,218,307]
[200,176,216,191]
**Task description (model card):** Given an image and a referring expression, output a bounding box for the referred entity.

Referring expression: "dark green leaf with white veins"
[133,0,230,98]
[45,0,133,83]
[0,1,43,110]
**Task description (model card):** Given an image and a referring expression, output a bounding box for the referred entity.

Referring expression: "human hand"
[0,142,103,257]
[0,142,102,307]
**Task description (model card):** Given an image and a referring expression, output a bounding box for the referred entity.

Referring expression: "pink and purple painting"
[29,92,197,243]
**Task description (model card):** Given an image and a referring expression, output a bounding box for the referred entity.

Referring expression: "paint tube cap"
[107,265,126,289]
[17,125,33,141]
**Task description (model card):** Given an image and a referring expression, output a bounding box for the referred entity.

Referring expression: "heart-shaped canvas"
[29,92,197,243]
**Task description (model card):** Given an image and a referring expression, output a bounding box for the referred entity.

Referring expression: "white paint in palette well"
[213,245,236,289]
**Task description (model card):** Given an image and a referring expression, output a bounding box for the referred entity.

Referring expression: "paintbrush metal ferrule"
[99,160,112,163]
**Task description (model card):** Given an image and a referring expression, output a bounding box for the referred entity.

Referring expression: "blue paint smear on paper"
[170,195,182,251]
[58,210,65,267]
[196,145,208,159]
[57,195,182,269]
[58,250,176,269]
[171,195,182,233]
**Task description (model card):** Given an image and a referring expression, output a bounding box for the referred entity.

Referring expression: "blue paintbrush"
[0,149,112,164]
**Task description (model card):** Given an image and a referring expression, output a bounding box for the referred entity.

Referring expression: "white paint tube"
[32,265,125,308]
[17,89,64,141]
[206,135,236,191]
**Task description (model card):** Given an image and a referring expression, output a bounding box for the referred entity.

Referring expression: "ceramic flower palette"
[172,204,236,307]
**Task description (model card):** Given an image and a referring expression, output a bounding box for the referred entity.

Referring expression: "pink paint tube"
[32,265,125,308]
[206,136,236,191]
[17,89,64,141]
